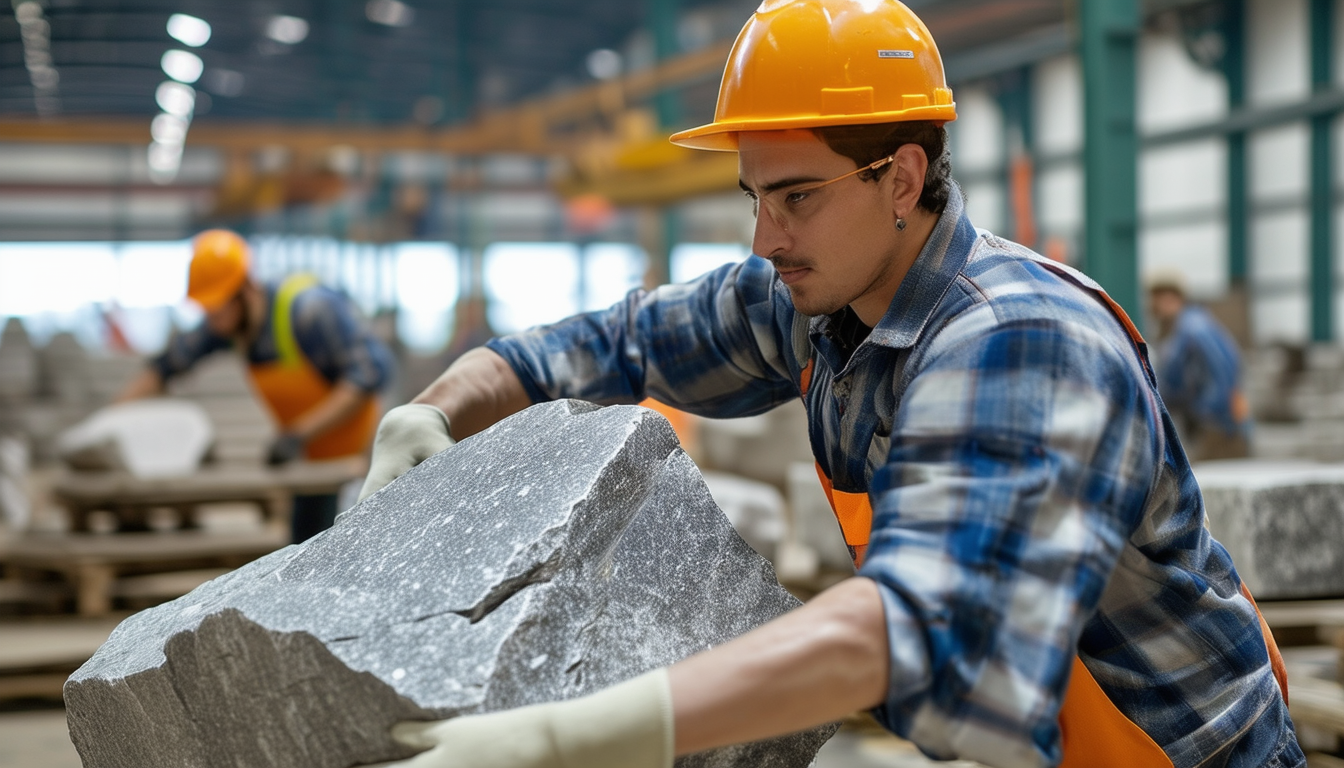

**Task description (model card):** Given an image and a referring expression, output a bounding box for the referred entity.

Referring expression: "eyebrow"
[738,176,826,195]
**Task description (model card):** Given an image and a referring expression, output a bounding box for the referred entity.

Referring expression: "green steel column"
[650,0,682,128]
[1080,0,1140,317]
[1223,0,1248,284]
[648,0,681,281]
[1310,0,1335,341]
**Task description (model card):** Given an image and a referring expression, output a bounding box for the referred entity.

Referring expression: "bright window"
[0,242,117,316]
[484,242,580,334]
[115,241,191,308]
[581,243,646,312]
[670,243,749,284]
[394,242,459,352]
[0,242,120,348]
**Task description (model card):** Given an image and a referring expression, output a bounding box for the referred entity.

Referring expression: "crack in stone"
[450,550,561,624]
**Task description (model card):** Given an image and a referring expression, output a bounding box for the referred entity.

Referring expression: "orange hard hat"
[670,0,956,151]
[187,229,250,311]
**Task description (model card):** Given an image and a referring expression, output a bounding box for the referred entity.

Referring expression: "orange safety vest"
[803,263,1288,767]
[247,274,379,461]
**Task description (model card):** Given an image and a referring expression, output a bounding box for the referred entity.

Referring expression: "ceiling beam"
[0,40,732,156]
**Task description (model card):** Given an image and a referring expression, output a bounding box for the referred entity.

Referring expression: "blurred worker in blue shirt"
[118,229,394,542]
[1148,271,1251,461]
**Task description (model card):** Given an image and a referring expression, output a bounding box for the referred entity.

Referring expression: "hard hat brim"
[669,104,958,152]
[187,270,246,312]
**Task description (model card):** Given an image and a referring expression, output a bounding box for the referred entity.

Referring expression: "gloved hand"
[357,404,454,502]
[266,432,305,466]
[383,669,673,768]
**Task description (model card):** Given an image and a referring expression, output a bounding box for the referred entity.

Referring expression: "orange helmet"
[670,0,956,151]
[187,229,250,311]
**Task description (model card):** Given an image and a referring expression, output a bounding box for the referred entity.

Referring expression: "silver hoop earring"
[896,218,907,231]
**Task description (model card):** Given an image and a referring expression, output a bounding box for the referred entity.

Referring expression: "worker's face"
[738,130,904,320]
[204,294,245,338]
[1149,288,1184,325]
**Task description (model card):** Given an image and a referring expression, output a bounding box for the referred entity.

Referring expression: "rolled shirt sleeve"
[487,256,807,418]
[150,323,231,382]
[860,318,1159,768]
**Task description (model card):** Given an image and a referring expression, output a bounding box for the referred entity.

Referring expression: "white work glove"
[383,668,674,768]
[358,404,454,502]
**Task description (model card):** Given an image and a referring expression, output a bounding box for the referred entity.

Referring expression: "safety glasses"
[749,153,897,229]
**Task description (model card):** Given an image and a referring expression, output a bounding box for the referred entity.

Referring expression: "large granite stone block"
[65,400,836,768]
[1196,460,1344,600]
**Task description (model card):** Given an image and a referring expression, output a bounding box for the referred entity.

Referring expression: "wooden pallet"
[0,617,122,700]
[51,456,364,532]
[1,529,286,616]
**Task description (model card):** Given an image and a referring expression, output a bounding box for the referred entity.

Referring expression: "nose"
[751,204,790,259]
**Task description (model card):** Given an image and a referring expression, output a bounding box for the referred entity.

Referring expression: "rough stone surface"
[1197,460,1344,600]
[65,400,836,768]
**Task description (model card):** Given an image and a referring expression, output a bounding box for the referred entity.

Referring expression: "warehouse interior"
[2,0,1344,766]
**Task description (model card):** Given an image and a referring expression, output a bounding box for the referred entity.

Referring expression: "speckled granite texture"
[64,400,836,768]
[1197,460,1344,600]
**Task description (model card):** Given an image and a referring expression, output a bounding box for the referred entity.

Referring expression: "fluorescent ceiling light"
[151,113,189,144]
[155,80,196,117]
[167,14,212,47]
[161,50,204,84]
[586,49,622,80]
[266,15,309,44]
[14,2,42,24]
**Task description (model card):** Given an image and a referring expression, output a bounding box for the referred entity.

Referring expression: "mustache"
[768,256,810,271]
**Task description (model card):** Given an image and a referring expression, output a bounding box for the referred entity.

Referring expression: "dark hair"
[812,121,953,215]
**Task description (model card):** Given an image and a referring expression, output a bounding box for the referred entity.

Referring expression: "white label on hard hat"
[878,50,914,59]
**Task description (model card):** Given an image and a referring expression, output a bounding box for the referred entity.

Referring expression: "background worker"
[1148,271,1251,461]
[358,2,1300,767]
[118,229,394,543]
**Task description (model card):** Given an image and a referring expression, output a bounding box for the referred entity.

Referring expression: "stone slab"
[1196,460,1344,600]
[57,400,214,478]
[65,400,836,768]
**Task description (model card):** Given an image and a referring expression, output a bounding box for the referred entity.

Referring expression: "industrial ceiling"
[0,0,1068,127]
[0,0,1080,240]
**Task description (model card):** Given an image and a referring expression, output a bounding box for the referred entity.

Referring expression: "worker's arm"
[669,575,887,753]
[484,256,801,418]
[268,287,394,466]
[413,347,533,441]
[115,367,165,402]
[381,577,887,768]
[121,322,231,404]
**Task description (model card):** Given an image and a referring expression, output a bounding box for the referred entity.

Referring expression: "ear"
[888,143,928,220]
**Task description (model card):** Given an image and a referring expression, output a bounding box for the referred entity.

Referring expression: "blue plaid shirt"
[1154,304,1249,438]
[487,189,1301,768]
